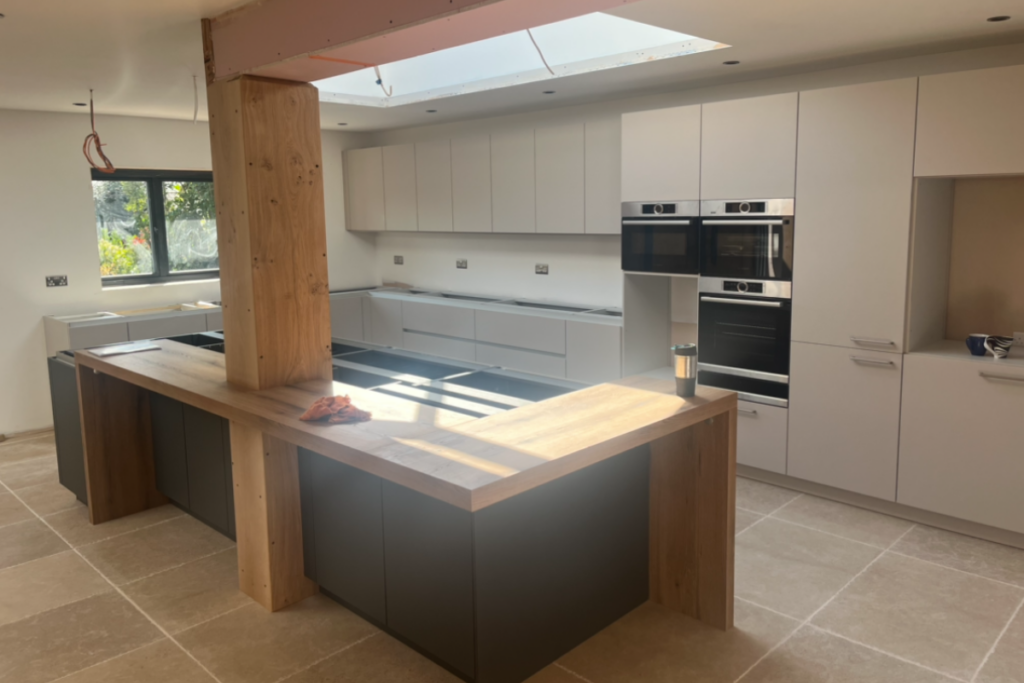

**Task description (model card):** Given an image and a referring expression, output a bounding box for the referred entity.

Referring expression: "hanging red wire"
[83,89,116,174]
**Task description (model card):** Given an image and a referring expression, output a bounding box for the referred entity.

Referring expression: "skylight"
[313,13,728,107]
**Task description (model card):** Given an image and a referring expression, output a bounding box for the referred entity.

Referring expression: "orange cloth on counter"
[299,395,372,424]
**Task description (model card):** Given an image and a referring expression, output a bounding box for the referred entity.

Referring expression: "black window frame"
[92,168,219,287]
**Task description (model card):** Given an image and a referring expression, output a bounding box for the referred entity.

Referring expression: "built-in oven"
[621,201,700,275]
[697,277,792,407]
[700,199,794,281]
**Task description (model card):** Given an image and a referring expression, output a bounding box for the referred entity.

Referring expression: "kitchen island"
[75,340,736,683]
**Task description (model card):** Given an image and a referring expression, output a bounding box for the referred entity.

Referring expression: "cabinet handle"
[850,336,896,347]
[850,355,895,367]
[738,408,758,416]
[980,371,1024,384]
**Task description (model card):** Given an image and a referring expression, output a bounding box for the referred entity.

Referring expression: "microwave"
[621,201,700,275]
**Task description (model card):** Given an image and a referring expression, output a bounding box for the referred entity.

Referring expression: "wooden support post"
[648,408,736,629]
[207,72,333,610]
[77,364,168,524]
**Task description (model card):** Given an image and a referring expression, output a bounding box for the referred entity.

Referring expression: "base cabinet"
[735,401,788,474]
[787,342,903,501]
[329,296,365,341]
[48,357,87,504]
[898,354,1024,534]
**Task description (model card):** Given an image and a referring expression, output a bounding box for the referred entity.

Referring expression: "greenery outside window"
[92,169,218,286]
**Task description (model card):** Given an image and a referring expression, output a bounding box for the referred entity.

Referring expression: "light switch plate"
[456,259,468,269]
[46,275,68,287]
[535,264,549,275]
[394,255,404,265]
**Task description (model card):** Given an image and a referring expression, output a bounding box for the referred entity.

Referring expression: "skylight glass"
[314,13,728,107]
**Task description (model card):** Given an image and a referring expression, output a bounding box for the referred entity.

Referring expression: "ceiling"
[1,0,1022,131]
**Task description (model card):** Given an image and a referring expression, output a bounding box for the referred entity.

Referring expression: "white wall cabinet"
[415,140,453,232]
[787,342,903,501]
[329,295,365,341]
[535,123,585,234]
[491,129,536,233]
[700,93,798,200]
[382,144,418,232]
[451,135,492,233]
[735,401,788,475]
[791,79,918,353]
[368,297,403,347]
[916,64,1024,177]
[621,105,701,202]
[584,118,622,234]
[344,147,385,232]
[566,321,621,384]
[898,353,1024,534]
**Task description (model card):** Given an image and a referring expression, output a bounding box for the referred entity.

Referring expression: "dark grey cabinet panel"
[47,357,87,504]
[150,393,189,508]
[383,481,475,678]
[473,447,650,683]
[183,404,233,536]
[305,451,387,623]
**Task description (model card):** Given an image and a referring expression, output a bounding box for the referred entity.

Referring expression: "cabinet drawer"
[402,301,475,340]
[68,322,129,350]
[330,296,365,341]
[898,354,1024,534]
[787,342,903,500]
[404,332,476,363]
[205,310,223,332]
[476,343,566,379]
[368,297,403,348]
[566,321,621,384]
[128,312,208,341]
[475,310,565,355]
[736,401,788,475]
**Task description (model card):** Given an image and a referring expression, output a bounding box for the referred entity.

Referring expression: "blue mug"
[966,334,988,356]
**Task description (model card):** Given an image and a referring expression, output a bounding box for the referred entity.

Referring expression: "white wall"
[0,110,375,435]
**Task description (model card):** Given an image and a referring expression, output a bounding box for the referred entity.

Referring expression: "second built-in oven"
[700,199,794,281]
[621,201,700,275]
[697,277,792,406]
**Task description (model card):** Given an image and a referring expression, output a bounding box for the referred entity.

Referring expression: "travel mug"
[672,344,698,398]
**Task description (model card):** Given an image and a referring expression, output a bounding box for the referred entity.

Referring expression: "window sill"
[102,276,220,291]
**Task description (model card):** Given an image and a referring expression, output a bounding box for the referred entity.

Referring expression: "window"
[92,169,218,285]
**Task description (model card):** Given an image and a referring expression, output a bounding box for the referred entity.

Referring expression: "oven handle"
[701,219,786,226]
[700,296,783,308]
[621,219,692,226]
[698,362,790,385]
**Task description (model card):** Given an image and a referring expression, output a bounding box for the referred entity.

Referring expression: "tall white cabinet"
[451,135,492,233]
[491,129,536,233]
[620,105,701,201]
[535,123,585,234]
[584,118,622,234]
[382,144,418,232]
[700,92,798,200]
[787,78,918,501]
[343,147,385,232]
[415,140,453,232]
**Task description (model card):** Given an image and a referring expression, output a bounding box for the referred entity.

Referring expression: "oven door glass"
[697,295,792,376]
[700,218,794,281]
[621,219,700,274]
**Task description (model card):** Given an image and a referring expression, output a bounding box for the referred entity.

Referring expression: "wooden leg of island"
[230,422,317,611]
[649,408,737,630]
[77,365,168,524]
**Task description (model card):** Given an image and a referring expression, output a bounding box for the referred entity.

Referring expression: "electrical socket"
[456,259,468,269]
[535,264,549,275]
[46,275,68,287]
[394,255,404,265]
[1014,331,1024,347]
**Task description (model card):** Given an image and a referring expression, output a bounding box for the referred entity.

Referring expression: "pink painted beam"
[208,0,642,83]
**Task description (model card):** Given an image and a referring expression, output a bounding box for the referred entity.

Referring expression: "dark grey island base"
[298,446,650,683]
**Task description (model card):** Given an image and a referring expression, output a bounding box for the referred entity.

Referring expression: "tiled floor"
[1,432,1022,683]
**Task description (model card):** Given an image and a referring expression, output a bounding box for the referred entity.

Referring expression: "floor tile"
[0,592,162,683]
[736,518,881,619]
[892,525,1024,588]
[56,639,216,683]
[736,509,764,535]
[0,551,111,627]
[123,548,250,634]
[0,491,33,528]
[17,479,83,516]
[80,515,234,585]
[0,518,69,570]
[556,599,798,683]
[46,503,184,547]
[0,433,56,465]
[773,496,914,549]
[742,625,955,683]
[813,552,1024,680]
[0,454,58,490]
[281,632,459,683]
[976,604,1024,683]
[176,594,378,683]
[736,477,801,515]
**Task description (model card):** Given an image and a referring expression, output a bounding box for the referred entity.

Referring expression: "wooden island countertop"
[76,340,735,512]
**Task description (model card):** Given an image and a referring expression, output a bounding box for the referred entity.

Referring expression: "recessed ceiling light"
[0,13,6,18]
[543,90,556,94]
[72,102,87,107]
[337,122,348,126]
[723,60,740,65]
[426,109,438,113]
[987,15,1011,22]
